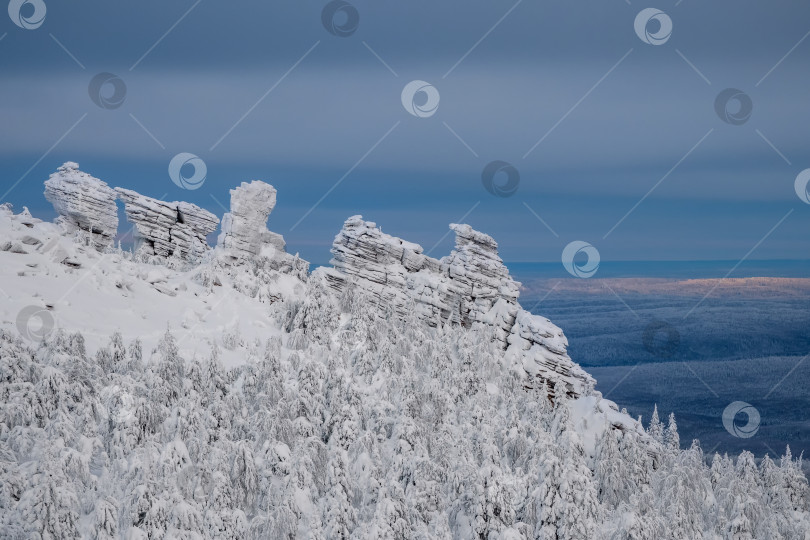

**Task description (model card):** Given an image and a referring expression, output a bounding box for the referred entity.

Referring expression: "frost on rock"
[3,165,810,540]
[324,215,595,397]
[215,180,308,279]
[116,188,219,261]
[43,162,118,250]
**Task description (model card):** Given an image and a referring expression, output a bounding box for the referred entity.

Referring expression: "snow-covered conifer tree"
[647,405,664,445]
[664,412,680,451]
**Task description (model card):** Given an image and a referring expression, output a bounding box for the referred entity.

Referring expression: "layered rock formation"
[116,188,219,261]
[324,216,594,397]
[37,163,590,394]
[216,181,285,258]
[41,164,308,279]
[216,181,308,277]
[43,162,118,250]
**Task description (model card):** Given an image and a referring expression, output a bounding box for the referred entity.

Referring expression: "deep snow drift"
[0,164,807,539]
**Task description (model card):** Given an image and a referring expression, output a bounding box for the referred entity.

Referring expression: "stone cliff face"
[324,215,595,397]
[116,188,219,260]
[215,180,308,279]
[37,163,593,396]
[42,164,302,272]
[43,162,118,250]
[216,181,286,259]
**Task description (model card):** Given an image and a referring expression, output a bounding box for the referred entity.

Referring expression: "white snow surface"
[0,203,301,369]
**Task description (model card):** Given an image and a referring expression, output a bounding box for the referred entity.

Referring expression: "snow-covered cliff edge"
[324,215,594,397]
[1,163,806,539]
[27,162,595,397]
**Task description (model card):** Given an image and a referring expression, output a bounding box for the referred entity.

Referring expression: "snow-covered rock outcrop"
[116,188,219,261]
[324,216,595,396]
[2,195,808,539]
[444,223,521,333]
[217,181,284,258]
[4,163,810,540]
[36,164,590,394]
[324,215,452,319]
[215,180,308,278]
[43,162,118,250]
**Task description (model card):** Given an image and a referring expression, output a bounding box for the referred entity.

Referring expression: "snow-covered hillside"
[0,164,807,539]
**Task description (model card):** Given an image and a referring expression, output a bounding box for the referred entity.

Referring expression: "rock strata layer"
[216,181,308,277]
[116,188,219,260]
[217,181,285,258]
[324,216,594,396]
[37,164,591,396]
[43,162,118,250]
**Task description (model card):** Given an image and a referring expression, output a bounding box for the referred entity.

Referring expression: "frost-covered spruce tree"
[92,497,118,540]
[653,441,713,539]
[664,412,679,452]
[619,429,652,492]
[647,405,664,445]
[595,427,630,510]
[323,447,356,538]
[780,446,810,513]
[231,440,258,509]
[16,463,81,539]
[722,450,764,539]
[294,357,325,439]
[535,383,601,539]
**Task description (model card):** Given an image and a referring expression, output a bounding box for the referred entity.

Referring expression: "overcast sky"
[1,0,809,264]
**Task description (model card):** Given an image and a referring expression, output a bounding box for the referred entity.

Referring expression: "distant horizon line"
[503,258,810,265]
[309,258,810,267]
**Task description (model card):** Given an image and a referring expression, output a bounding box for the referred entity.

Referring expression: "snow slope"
[0,203,300,369]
